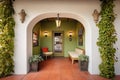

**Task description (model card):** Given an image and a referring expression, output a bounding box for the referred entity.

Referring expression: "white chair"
[42,48,53,60]
[43,52,53,60]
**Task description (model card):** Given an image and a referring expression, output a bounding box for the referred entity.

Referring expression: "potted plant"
[29,55,43,72]
[78,54,89,71]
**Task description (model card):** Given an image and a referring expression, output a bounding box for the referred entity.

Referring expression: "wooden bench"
[68,48,84,64]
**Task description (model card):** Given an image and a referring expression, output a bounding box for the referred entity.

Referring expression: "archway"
[26,13,91,73]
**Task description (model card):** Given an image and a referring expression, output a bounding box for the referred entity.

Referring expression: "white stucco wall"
[13,0,120,75]
[114,1,120,75]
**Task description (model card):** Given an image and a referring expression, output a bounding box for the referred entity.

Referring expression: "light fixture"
[69,31,73,41]
[44,31,48,37]
[18,9,26,23]
[55,13,61,28]
[69,32,73,37]
[92,9,99,24]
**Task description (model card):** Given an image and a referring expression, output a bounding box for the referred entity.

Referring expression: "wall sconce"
[68,31,73,41]
[44,31,48,37]
[55,13,61,28]
[92,9,99,24]
[18,9,26,23]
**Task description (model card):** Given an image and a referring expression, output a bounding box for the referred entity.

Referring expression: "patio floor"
[0,57,120,80]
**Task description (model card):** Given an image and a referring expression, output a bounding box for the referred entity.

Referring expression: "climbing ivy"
[97,0,117,79]
[0,0,15,77]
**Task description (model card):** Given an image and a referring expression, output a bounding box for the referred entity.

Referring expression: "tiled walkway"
[0,58,120,80]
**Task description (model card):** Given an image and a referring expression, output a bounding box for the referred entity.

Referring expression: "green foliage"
[0,0,15,77]
[97,0,117,79]
[29,55,43,63]
[79,54,89,62]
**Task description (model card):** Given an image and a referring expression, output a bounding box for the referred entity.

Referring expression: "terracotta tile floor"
[0,57,120,80]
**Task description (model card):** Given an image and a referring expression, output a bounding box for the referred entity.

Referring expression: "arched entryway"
[26,13,91,73]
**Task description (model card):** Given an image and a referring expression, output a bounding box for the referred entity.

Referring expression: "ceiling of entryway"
[41,18,78,22]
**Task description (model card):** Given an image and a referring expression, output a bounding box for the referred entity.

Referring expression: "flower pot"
[30,62,39,72]
[78,60,88,71]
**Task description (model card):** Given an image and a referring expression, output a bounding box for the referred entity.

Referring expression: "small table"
[43,52,53,60]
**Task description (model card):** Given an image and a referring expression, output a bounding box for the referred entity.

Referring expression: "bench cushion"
[75,48,84,55]
[69,52,80,59]
[68,48,85,64]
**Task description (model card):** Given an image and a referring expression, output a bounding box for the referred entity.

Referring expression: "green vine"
[0,0,15,77]
[97,0,117,79]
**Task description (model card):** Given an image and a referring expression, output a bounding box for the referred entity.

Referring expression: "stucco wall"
[13,0,120,75]
[114,1,120,75]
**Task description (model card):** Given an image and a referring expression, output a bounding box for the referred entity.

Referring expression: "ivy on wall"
[0,0,15,77]
[97,0,117,79]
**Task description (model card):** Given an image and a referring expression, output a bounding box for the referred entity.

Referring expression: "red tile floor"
[0,57,120,80]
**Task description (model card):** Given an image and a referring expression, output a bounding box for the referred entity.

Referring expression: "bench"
[68,48,84,64]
